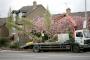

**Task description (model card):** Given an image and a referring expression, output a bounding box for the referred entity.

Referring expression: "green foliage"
[6,8,14,32]
[46,34,58,42]
[68,29,74,43]
[6,15,14,32]
[9,41,20,49]
[22,18,33,28]
[35,32,41,37]
[10,42,20,49]
[32,35,42,43]
[7,21,22,31]
[6,8,23,33]
[0,37,9,47]
[42,33,49,42]
[6,11,33,33]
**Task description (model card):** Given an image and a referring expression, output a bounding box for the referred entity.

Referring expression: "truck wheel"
[72,45,80,53]
[33,45,40,53]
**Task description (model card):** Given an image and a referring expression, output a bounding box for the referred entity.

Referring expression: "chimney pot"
[33,1,37,9]
[66,8,71,15]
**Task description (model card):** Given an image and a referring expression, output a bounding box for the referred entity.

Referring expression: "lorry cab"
[75,29,90,48]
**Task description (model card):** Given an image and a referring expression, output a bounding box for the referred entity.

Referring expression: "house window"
[22,12,26,18]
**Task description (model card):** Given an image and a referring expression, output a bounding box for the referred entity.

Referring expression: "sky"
[0,0,90,18]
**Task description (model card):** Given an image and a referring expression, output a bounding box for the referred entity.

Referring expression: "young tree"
[42,6,52,42]
[44,6,51,33]
[6,8,14,33]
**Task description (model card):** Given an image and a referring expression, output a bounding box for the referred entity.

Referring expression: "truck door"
[75,32,83,44]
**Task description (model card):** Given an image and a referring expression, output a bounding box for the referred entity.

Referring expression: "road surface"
[0,50,90,60]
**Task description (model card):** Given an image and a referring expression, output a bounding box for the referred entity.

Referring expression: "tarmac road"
[0,50,90,60]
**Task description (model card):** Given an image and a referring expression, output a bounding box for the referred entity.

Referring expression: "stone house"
[12,1,47,22]
[12,1,47,32]
[11,1,48,46]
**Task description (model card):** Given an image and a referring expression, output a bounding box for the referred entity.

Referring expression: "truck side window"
[76,32,83,37]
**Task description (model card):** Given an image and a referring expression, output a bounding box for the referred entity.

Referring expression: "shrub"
[10,42,20,49]
[0,37,9,47]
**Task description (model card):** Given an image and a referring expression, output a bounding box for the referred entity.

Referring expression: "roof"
[19,6,33,13]
[0,18,6,26]
[51,11,90,34]
[19,4,45,17]
[71,11,90,17]
[53,11,90,17]
[52,11,90,21]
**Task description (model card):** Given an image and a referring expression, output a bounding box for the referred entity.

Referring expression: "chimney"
[66,8,71,16]
[33,1,37,9]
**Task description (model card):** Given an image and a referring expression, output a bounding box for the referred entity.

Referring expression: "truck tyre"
[72,45,80,53]
[33,45,40,53]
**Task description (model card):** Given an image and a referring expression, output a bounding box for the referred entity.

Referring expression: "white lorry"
[32,29,90,53]
[32,15,90,53]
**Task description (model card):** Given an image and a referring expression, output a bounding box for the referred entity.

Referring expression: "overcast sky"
[0,0,90,18]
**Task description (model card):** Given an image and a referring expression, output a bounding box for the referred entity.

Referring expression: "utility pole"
[83,0,87,29]
[85,0,87,22]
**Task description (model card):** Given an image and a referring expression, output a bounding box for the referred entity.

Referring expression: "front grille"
[84,40,90,44]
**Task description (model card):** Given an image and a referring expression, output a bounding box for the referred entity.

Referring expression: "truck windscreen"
[84,31,90,38]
